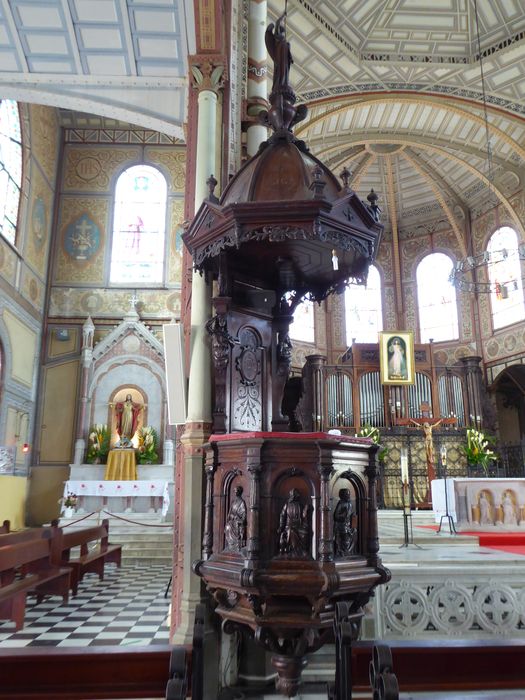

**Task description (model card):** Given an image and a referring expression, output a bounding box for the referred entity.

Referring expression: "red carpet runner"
[416,524,525,555]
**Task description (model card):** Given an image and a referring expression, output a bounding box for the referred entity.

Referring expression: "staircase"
[57,512,173,565]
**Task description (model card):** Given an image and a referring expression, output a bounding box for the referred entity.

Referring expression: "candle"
[400,447,409,484]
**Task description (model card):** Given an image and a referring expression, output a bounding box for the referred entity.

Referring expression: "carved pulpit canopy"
[183,17,383,303]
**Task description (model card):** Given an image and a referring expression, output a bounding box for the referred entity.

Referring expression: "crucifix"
[409,417,443,484]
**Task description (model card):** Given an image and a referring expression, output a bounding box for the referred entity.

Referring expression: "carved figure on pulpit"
[224,486,247,551]
[502,492,517,526]
[479,491,492,525]
[278,488,310,557]
[333,488,357,557]
[114,394,143,447]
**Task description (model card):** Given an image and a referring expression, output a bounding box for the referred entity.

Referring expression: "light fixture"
[22,443,30,453]
[450,0,525,295]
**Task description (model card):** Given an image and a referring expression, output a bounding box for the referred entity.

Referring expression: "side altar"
[64,463,174,519]
[432,477,525,529]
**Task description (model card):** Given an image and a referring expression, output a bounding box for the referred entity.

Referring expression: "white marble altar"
[432,478,525,529]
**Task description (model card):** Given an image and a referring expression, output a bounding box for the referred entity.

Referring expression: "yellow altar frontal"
[104,449,137,480]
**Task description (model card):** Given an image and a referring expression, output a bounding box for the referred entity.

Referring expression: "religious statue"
[205,313,236,371]
[278,488,310,557]
[410,418,443,480]
[333,488,357,557]
[224,485,247,552]
[114,394,143,447]
[502,492,517,526]
[479,491,492,525]
[265,13,293,99]
[387,336,408,381]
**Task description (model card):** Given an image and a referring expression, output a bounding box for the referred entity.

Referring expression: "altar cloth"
[63,479,170,516]
[104,449,137,480]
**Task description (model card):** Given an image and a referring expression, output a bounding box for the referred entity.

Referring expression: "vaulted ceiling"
[268,0,525,237]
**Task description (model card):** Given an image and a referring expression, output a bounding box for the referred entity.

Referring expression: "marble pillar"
[246,0,267,156]
[172,61,224,644]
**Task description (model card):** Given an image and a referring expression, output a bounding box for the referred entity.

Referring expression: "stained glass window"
[345,265,382,345]
[0,100,22,245]
[487,226,525,330]
[110,165,167,284]
[417,252,458,342]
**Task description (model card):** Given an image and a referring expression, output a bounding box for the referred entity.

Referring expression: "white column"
[246,0,267,157]
[185,88,217,423]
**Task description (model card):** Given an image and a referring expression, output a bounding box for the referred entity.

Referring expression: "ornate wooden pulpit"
[184,15,389,697]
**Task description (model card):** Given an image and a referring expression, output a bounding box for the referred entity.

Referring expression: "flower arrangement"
[63,492,77,507]
[464,428,496,473]
[356,424,388,462]
[86,424,110,463]
[136,425,159,464]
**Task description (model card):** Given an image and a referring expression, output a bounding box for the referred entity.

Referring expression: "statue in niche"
[479,491,493,525]
[113,394,143,447]
[224,486,247,552]
[278,488,310,557]
[333,488,357,557]
[502,492,517,526]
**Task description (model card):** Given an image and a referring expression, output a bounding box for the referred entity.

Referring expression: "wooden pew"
[0,527,54,547]
[53,518,122,595]
[0,520,10,534]
[0,537,71,630]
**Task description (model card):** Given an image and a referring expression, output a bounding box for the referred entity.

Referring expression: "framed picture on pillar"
[379,331,415,385]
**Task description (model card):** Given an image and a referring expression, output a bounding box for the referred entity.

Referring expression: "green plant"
[136,425,159,464]
[86,424,110,463]
[356,424,388,462]
[464,428,496,473]
[62,492,78,507]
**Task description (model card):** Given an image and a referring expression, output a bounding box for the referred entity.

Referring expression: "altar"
[66,464,174,519]
[432,478,525,529]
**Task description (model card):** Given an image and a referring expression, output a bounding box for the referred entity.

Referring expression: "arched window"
[0,100,22,245]
[110,164,167,284]
[289,298,315,343]
[417,253,458,343]
[345,265,382,346]
[487,226,525,330]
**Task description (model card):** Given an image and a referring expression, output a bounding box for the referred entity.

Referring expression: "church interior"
[2,0,525,698]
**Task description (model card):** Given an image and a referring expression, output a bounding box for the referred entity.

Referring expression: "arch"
[486,226,525,330]
[0,100,22,245]
[416,252,459,343]
[109,164,168,285]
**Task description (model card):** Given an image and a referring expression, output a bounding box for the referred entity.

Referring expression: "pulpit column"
[173,58,224,644]
[246,0,268,156]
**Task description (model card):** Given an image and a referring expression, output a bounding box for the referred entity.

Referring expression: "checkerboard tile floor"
[0,562,172,648]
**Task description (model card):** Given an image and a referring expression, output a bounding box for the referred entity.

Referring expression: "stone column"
[246,0,267,156]
[73,316,95,465]
[172,58,224,644]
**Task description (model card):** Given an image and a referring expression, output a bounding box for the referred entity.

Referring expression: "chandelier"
[450,0,524,296]
[451,243,525,295]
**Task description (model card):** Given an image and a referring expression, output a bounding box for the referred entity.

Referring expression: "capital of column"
[190,54,227,94]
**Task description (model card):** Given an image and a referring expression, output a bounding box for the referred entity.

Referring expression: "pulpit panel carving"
[232,327,264,432]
